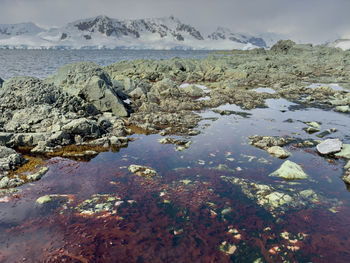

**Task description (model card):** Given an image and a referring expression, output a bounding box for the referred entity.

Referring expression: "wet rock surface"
[316,139,343,155]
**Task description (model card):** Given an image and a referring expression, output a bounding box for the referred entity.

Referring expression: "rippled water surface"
[0,49,214,80]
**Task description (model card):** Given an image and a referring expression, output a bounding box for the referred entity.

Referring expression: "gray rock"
[62,118,102,138]
[48,62,128,117]
[0,146,26,177]
[316,139,342,155]
[269,160,308,180]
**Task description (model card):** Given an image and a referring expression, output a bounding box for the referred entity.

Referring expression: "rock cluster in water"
[0,40,350,188]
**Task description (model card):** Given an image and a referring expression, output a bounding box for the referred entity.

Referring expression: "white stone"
[316,139,342,155]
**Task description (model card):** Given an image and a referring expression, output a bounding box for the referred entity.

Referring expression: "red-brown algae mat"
[1,99,350,262]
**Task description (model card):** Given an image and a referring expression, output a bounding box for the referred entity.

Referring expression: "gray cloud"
[0,0,349,43]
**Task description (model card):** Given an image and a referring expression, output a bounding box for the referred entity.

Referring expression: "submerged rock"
[265,192,293,207]
[267,146,291,159]
[36,195,52,204]
[128,165,157,177]
[269,160,308,180]
[316,139,342,155]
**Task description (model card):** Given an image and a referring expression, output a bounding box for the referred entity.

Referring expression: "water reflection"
[0,96,350,262]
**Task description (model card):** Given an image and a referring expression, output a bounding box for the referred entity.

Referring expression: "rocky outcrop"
[47,62,129,117]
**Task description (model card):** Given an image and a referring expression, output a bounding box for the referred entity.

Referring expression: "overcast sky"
[0,0,349,43]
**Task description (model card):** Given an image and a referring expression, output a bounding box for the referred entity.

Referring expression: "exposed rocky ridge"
[1,40,350,188]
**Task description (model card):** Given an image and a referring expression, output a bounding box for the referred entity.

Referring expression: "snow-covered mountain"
[328,39,350,50]
[0,22,44,39]
[208,27,267,47]
[0,16,284,50]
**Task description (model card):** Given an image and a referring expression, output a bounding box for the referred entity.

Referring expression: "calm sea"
[0,49,214,80]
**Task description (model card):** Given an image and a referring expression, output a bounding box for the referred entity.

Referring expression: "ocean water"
[0,50,350,262]
[0,49,214,80]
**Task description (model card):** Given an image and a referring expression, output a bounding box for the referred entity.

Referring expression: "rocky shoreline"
[0,40,350,191]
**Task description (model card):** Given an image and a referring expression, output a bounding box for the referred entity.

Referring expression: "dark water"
[0,94,350,262]
[0,49,214,80]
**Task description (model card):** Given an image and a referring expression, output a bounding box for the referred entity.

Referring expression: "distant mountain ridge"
[0,15,285,50]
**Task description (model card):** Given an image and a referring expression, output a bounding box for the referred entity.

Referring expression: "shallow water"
[0,93,350,262]
[0,49,214,80]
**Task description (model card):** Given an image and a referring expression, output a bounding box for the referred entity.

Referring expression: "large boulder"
[47,62,129,117]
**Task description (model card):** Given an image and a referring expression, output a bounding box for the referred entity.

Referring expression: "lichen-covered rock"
[316,139,342,155]
[267,146,291,159]
[47,62,129,117]
[128,165,157,177]
[269,160,308,180]
[335,144,350,159]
